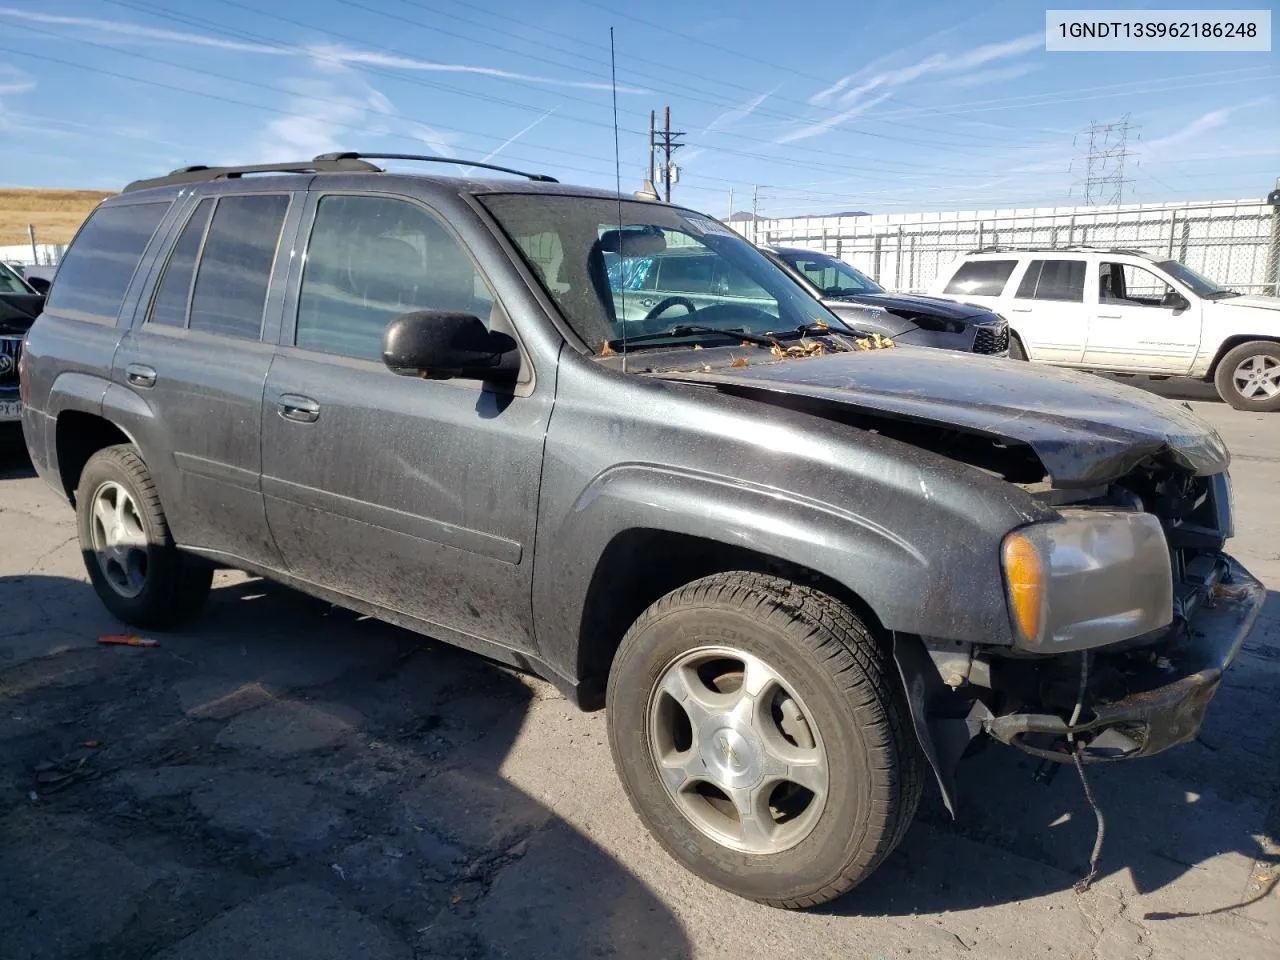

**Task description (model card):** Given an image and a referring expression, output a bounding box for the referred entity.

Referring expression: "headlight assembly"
[1001,511,1173,653]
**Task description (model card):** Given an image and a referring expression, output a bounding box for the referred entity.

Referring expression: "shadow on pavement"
[0,428,35,480]
[0,575,692,960]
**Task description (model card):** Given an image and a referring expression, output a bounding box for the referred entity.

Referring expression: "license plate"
[0,400,21,422]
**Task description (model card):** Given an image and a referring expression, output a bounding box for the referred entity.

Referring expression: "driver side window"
[295,194,494,360]
[1099,262,1177,308]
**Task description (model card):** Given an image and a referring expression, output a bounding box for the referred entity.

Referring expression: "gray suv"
[18,153,1264,909]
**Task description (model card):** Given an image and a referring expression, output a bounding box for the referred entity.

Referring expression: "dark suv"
[1,260,44,431]
[18,153,1264,909]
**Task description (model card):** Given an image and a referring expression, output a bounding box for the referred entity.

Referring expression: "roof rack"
[315,152,558,183]
[122,157,383,193]
[121,151,559,194]
[967,244,1159,258]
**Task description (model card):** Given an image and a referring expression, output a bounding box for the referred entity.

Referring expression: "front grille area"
[972,321,1009,355]
[0,336,21,387]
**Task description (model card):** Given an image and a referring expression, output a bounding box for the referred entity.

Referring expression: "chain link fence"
[735,198,1280,297]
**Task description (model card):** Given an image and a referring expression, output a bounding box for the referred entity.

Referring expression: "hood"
[1209,294,1280,313]
[831,291,995,322]
[655,348,1228,487]
[0,293,44,334]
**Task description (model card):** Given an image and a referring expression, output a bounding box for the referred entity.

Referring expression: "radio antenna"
[610,26,627,373]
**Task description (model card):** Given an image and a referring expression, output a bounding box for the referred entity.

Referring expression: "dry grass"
[0,188,117,246]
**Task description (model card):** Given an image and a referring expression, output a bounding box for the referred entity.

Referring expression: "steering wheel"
[643,296,698,322]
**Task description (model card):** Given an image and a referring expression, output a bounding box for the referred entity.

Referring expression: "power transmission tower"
[1069,114,1138,206]
[651,105,685,201]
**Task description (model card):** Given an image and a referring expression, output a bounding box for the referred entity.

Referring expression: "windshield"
[0,261,32,295]
[479,194,842,352]
[1156,259,1237,299]
[777,249,884,296]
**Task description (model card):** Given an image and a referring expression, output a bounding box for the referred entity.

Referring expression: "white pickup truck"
[929,247,1280,411]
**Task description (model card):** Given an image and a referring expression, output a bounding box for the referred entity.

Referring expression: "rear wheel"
[606,572,924,909]
[76,444,212,628]
[1214,341,1280,411]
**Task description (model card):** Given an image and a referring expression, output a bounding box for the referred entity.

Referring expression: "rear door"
[1083,260,1202,372]
[112,190,301,567]
[1003,258,1088,365]
[260,190,551,652]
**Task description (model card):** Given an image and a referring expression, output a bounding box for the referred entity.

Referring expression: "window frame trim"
[279,189,528,379]
[142,196,216,330]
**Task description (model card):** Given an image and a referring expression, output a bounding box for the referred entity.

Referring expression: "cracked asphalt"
[1,391,1278,960]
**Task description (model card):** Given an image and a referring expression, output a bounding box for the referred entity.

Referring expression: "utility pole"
[1069,113,1138,205]
[752,184,759,221]
[727,188,733,221]
[652,105,685,202]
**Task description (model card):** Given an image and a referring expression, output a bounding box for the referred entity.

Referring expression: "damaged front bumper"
[984,555,1265,763]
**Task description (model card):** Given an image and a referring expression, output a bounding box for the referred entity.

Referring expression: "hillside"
[0,188,117,246]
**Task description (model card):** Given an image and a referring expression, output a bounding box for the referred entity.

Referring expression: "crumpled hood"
[657,348,1229,487]
[832,291,995,322]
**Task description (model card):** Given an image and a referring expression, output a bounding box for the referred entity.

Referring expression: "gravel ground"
[0,391,1277,960]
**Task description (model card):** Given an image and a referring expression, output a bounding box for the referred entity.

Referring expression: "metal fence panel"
[736,199,1280,297]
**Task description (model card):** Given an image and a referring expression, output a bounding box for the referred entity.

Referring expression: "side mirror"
[1163,290,1190,311]
[26,276,50,295]
[382,310,520,383]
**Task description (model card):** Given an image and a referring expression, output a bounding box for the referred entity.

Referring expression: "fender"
[532,461,1021,685]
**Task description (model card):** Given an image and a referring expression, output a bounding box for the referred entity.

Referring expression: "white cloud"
[0,8,648,94]
[407,123,463,158]
[250,71,397,163]
[303,44,646,93]
[774,92,893,144]
[1137,99,1269,159]
[465,108,557,170]
[946,63,1040,89]
[0,7,290,55]
[703,89,775,135]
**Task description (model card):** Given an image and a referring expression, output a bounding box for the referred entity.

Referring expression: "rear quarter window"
[943,259,1018,297]
[44,201,170,324]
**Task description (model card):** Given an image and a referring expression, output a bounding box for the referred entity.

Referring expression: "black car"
[0,260,44,430]
[764,245,1010,356]
[19,152,1263,909]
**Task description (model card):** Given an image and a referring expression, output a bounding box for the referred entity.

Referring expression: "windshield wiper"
[1206,290,1243,299]
[605,324,782,351]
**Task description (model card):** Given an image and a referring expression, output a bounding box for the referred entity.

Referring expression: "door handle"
[125,363,157,388]
[1096,314,1122,320]
[277,394,320,423]
[1009,307,1032,313]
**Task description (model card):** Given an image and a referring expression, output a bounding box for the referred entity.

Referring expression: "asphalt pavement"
[0,385,1277,960]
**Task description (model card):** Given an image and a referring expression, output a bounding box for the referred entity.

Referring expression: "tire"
[606,572,925,909]
[1008,333,1028,361]
[1213,341,1280,412]
[75,444,213,629]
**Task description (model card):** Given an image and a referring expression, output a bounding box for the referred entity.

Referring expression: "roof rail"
[966,244,1159,257]
[315,152,558,183]
[121,157,383,193]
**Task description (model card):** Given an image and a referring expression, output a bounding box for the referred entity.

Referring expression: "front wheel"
[1214,341,1280,411]
[76,444,213,629]
[606,572,925,909]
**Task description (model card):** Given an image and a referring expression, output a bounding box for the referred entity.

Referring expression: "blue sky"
[0,0,1276,216]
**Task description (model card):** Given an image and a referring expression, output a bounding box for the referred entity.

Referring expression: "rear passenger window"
[295,195,494,361]
[1022,259,1085,302]
[188,195,290,340]
[44,201,169,324]
[942,260,1017,297]
[148,199,213,327]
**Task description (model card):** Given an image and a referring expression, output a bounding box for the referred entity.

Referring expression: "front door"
[260,192,551,652]
[1083,260,1202,372]
[1003,258,1088,365]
